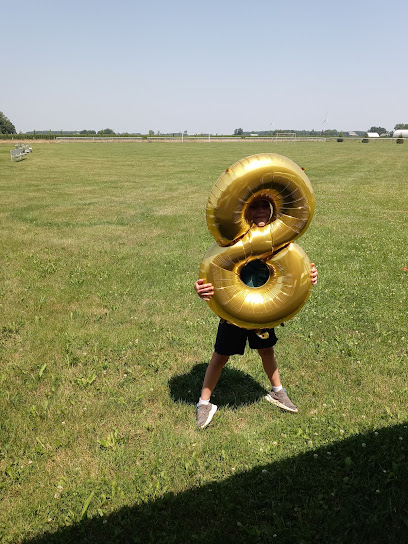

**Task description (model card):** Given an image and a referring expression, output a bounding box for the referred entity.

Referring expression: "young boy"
[194,198,318,429]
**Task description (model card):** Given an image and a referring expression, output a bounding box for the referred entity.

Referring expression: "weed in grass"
[73,373,97,387]
[97,430,122,451]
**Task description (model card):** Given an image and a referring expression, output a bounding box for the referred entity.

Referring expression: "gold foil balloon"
[199,153,315,329]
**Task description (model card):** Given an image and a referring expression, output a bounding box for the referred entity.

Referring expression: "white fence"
[56,136,328,143]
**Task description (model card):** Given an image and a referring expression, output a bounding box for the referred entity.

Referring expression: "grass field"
[1,141,407,543]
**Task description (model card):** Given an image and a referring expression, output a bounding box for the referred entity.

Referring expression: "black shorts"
[214,320,278,356]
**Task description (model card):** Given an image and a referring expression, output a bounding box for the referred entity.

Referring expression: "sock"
[272,385,283,393]
[198,397,210,407]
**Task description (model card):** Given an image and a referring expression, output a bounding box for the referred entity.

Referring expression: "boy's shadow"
[168,362,267,408]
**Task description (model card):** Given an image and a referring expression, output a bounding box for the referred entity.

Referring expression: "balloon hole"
[240,260,271,288]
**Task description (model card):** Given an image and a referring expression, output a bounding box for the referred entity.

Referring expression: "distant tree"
[234,128,243,135]
[368,126,387,135]
[148,130,155,136]
[322,129,338,137]
[394,123,408,130]
[0,111,16,134]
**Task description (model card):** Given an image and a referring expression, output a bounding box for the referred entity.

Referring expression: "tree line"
[1,109,408,137]
[235,126,407,137]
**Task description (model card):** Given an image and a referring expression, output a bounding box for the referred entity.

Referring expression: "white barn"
[393,129,408,138]
[367,132,380,138]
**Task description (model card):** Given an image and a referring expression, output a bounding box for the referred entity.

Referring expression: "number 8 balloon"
[199,153,315,329]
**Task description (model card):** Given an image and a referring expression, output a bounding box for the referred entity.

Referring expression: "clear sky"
[2,0,407,134]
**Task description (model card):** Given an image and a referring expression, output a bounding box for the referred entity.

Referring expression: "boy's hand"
[194,279,214,301]
[310,263,318,286]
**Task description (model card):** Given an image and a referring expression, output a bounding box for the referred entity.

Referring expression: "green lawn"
[0,140,407,543]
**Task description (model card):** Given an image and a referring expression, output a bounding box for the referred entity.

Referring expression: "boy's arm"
[195,264,317,301]
[194,278,214,301]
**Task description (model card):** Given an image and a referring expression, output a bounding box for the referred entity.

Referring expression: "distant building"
[348,131,358,137]
[393,129,408,138]
[367,132,380,138]
[250,133,259,136]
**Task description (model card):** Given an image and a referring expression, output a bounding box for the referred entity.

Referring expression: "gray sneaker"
[265,388,298,413]
[196,402,218,429]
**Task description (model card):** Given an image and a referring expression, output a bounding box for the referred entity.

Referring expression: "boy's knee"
[211,352,229,367]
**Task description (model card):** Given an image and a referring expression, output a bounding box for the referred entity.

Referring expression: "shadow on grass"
[23,424,407,544]
[168,362,267,407]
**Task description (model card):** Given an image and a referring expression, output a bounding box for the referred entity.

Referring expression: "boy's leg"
[200,351,229,401]
[201,321,246,401]
[258,347,298,413]
[258,347,281,388]
[197,321,246,429]
[196,351,228,429]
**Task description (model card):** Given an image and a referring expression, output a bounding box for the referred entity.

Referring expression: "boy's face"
[247,199,272,227]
